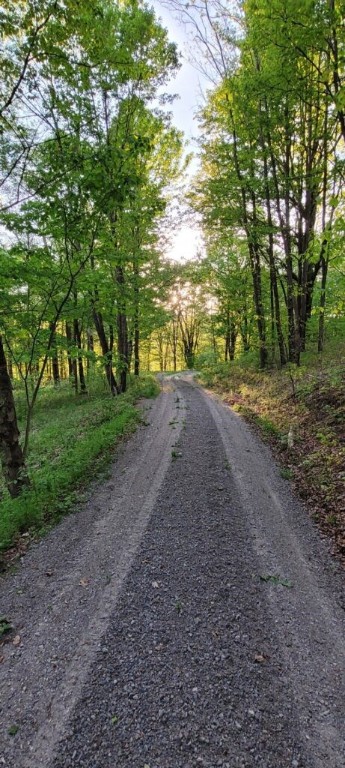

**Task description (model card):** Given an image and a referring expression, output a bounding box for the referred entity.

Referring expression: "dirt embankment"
[202,365,345,564]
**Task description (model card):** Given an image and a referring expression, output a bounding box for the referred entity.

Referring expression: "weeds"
[280,468,293,480]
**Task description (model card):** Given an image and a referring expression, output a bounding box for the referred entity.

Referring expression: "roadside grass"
[0,375,159,554]
[199,341,345,563]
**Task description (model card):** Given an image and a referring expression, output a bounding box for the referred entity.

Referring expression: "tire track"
[0,383,183,768]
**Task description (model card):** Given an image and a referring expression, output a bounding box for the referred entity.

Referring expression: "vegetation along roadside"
[0,375,159,565]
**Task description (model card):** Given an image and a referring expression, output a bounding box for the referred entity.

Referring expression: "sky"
[150,1,208,262]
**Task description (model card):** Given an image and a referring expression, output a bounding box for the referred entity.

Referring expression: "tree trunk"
[171,320,178,372]
[66,322,73,378]
[318,256,329,353]
[146,337,151,372]
[229,328,236,361]
[0,335,29,497]
[49,322,60,385]
[133,260,140,377]
[109,324,114,353]
[249,240,267,369]
[116,265,129,394]
[74,318,87,393]
[157,333,164,372]
[261,136,287,367]
[225,308,232,362]
[134,327,140,376]
[230,114,267,368]
[6,348,13,380]
[127,336,133,373]
[86,330,94,373]
[92,307,119,395]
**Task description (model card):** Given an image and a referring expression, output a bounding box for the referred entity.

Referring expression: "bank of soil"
[203,365,345,564]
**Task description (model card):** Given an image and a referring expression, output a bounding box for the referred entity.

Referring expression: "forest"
[0,0,344,556]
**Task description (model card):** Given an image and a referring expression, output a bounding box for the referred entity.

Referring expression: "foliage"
[0,0,184,497]
[183,0,345,368]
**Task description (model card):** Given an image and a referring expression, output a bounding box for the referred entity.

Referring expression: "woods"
[0,0,182,495]
[185,0,345,370]
[0,0,344,544]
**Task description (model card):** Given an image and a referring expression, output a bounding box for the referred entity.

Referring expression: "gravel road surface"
[0,376,344,768]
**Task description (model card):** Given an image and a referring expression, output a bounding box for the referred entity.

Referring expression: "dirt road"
[1,377,344,767]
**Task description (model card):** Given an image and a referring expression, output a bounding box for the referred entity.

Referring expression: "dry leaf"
[151,581,159,589]
[79,578,89,587]
[12,635,21,647]
[46,570,53,577]
[254,653,269,663]
[0,655,4,663]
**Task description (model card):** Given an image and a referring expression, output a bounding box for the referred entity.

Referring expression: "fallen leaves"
[12,635,21,647]
[208,364,345,567]
[79,578,89,587]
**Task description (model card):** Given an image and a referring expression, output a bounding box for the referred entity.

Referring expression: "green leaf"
[260,574,293,588]
[0,617,13,637]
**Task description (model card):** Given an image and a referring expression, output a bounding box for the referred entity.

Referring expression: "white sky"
[150,0,207,262]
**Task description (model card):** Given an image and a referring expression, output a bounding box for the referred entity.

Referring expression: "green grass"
[0,374,159,551]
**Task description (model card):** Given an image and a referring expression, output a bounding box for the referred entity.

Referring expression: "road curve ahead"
[1,377,345,768]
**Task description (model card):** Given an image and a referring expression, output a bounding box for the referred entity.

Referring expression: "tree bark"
[92,307,119,395]
[116,265,129,393]
[133,260,140,376]
[318,255,329,353]
[0,335,29,497]
[66,322,73,378]
[49,322,60,385]
[230,112,267,368]
[86,330,94,373]
[74,318,87,393]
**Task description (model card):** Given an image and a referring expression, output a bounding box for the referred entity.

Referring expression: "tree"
[0,335,28,496]
[187,0,344,367]
[0,0,182,490]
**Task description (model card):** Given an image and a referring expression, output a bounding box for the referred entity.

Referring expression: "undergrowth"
[199,341,345,563]
[0,375,159,553]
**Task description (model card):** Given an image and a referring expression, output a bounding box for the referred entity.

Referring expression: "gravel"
[1,377,344,768]
[0,386,183,768]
